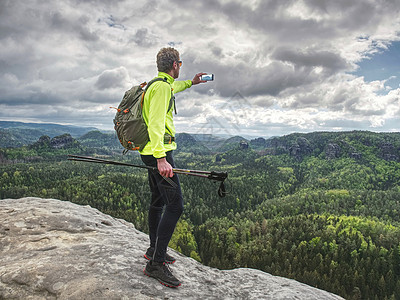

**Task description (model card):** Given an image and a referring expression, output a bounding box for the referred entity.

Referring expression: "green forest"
[1,128,400,299]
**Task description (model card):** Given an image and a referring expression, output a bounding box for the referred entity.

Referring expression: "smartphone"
[200,74,214,81]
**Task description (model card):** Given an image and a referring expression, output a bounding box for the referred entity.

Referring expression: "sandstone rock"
[250,137,266,149]
[0,151,6,163]
[296,137,312,152]
[325,143,341,159]
[239,140,249,150]
[288,138,312,161]
[0,198,344,300]
[28,135,51,150]
[379,142,399,161]
[349,152,362,160]
[29,134,79,150]
[50,134,76,149]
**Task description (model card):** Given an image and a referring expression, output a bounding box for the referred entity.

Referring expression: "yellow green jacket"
[139,72,192,158]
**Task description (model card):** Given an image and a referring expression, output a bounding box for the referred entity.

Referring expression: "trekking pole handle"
[207,171,228,182]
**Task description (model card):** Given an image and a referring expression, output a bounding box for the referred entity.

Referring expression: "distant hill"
[217,136,249,152]
[78,130,121,150]
[0,128,45,147]
[0,121,97,137]
[29,134,83,151]
[0,121,99,148]
[264,130,400,161]
[189,134,229,151]
[2,122,398,162]
[175,133,212,155]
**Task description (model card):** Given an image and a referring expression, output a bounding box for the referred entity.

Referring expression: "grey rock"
[325,143,341,159]
[289,143,301,157]
[0,197,344,300]
[28,135,51,150]
[349,152,362,160]
[250,137,267,149]
[239,140,249,150]
[29,134,79,150]
[288,137,312,160]
[50,134,76,149]
[379,142,399,161]
[0,151,6,163]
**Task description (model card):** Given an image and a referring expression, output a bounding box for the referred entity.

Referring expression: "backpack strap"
[144,77,176,114]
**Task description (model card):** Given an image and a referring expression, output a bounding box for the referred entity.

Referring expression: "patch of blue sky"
[352,40,400,95]
[101,15,126,30]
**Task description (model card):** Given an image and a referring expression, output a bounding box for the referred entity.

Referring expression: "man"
[140,47,206,287]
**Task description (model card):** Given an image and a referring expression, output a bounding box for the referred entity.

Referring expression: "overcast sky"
[1,0,400,138]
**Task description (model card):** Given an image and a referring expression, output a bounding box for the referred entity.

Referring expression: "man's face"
[172,59,181,79]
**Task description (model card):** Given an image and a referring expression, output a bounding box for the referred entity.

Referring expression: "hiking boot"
[144,247,176,264]
[143,260,181,288]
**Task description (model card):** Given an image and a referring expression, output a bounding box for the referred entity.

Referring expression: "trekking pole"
[67,155,178,187]
[68,154,155,170]
[67,155,229,197]
[67,155,227,179]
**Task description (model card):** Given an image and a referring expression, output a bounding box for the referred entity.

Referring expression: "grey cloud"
[78,26,99,42]
[47,11,99,42]
[318,118,372,130]
[182,51,316,100]
[210,44,224,58]
[175,104,205,119]
[67,0,123,6]
[130,28,158,47]
[50,12,70,29]
[0,88,65,106]
[329,1,376,31]
[0,2,41,40]
[1,2,99,42]
[325,89,387,117]
[271,48,349,72]
[0,103,112,129]
[288,94,321,109]
[305,0,330,14]
[344,98,386,117]
[219,1,337,43]
[174,1,387,105]
[120,0,158,20]
[246,62,316,97]
[176,0,399,45]
[254,98,275,107]
[95,67,129,90]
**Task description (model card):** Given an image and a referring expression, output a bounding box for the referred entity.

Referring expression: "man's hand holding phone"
[192,73,214,85]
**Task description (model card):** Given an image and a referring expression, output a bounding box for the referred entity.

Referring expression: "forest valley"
[1,129,400,300]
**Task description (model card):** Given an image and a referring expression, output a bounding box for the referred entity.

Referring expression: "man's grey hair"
[157,47,180,73]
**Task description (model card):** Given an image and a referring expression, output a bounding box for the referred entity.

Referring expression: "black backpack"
[113,78,175,153]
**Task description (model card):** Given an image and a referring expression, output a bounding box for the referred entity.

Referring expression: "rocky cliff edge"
[0,198,344,300]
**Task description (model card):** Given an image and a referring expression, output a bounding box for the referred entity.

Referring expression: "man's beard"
[173,68,179,79]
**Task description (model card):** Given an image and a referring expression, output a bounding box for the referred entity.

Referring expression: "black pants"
[140,151,183,262]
